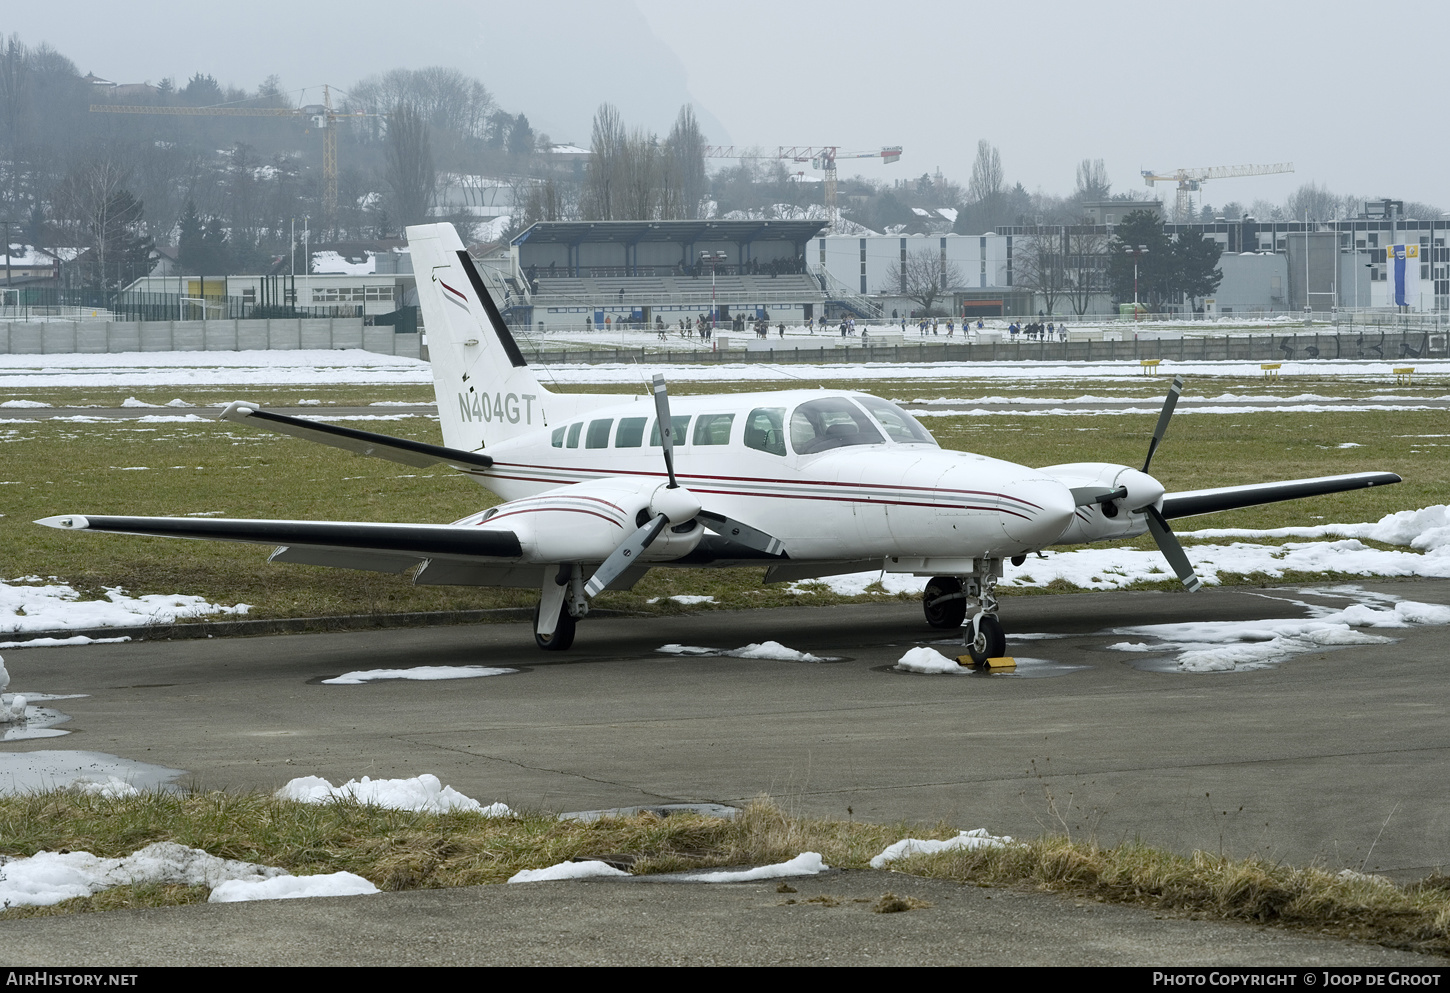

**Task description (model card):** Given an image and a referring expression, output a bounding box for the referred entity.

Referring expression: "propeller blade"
[651,373,678,489]
[1070,485,1128,507]
[698,511,785,556]
[1142,375,1185,474]
[584,513,669,597]
[1143,505,1203,592]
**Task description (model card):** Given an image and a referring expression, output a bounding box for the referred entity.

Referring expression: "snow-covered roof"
[310,250,374,276]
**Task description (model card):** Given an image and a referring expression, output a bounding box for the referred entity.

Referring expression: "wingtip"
[218,400,259,422]
[35,514,90,530]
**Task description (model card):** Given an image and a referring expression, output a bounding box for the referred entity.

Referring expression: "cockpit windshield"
[789,397,886,454]
[854,396,938,446]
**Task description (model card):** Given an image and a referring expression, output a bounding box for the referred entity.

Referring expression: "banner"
[1388,244,1421,307]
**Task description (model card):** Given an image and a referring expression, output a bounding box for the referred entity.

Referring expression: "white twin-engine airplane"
[38,223,1401,660]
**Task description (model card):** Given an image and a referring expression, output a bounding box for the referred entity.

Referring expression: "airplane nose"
[999,475,1075,547]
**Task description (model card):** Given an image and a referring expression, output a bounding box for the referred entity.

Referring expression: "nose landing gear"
[922,560,1006,666]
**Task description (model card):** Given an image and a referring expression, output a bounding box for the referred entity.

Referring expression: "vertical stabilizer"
[407,223,550,451]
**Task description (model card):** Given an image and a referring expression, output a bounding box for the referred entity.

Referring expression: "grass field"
[1,791,1447,956]
[2,372,1445,622]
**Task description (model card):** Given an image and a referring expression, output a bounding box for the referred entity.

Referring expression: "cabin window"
[615,417,647,448]
[855,396,938,446]
[744,407,786,456]
[551,426,566,448]
[649,415,692,447]
[586,418,613,449]
[692,413,735,446]
[566,422,582,448]
[789,397,885,455]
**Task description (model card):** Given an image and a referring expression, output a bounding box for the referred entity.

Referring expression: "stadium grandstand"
[500,219,880,329]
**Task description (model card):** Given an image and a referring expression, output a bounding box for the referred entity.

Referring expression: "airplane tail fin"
[406,223,550,451]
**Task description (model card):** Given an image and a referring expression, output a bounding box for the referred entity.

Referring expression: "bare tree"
[1063,224,1109,316]
[967,140,1004,225]
[54,157,151,289]
[1012,227,1067,315]
[1074,158,1111,201]
[664,105,707,219]
[385,103,435,228]
[901,245,962,316]
[582,103,625,220]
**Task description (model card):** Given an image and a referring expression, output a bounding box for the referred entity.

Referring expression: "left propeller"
[583,374,784,597]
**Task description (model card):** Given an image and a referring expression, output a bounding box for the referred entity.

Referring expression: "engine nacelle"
[1040,462,1165,544]
[458,477,703,564]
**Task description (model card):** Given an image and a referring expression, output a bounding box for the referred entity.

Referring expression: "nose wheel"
[964,614,1006,666]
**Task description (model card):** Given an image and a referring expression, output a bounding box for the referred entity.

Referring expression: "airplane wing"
[219,402,493,470]
[35,515,521,574]
[1161,472,1401,520]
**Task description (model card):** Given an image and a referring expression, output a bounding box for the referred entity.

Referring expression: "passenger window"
[615,417,646,448]
[551,426,565,448]
[692,413,735,446]
[648,415,692,447]
[743,407,786,456]
[789,397,886,455]
[566,422,582,448]
[854,396,938,446]
[586,418,613,449]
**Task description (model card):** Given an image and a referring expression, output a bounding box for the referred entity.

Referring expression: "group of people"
[1006,320,1068,341]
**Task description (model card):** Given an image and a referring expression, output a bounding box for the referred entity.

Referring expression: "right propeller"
[1135,375,1202,593]
[584,374,784,597]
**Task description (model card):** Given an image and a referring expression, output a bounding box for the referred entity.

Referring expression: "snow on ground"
[209,871,379,902]
[895,646,966,674]
[687,852,828,882]
[321,665,516,685]
[0,349,431,388]
[508,860,631,883]
[276,773,511,816]
[870,830,1013,868]
[0,842,288,908]
[1110,585,1450,673]
[0,578,249,635]
[657,641,832,662]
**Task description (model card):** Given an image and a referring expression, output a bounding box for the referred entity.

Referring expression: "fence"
[518,329,1447,367]
[0,317,421,359]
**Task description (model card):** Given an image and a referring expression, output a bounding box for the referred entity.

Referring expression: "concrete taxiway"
[2,582,1449,965]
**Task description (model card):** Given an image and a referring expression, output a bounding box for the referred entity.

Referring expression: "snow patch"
[0,842,288,908]
[894,646,966,674]
[322,665,516,685]
[688,852,828,882]
[276,773,511,816]
[508,860,631,883]
[870,829,1013,868]
[209,871,379,902]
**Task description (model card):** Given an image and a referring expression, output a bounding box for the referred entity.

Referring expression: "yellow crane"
[1142,162,1295,221]
[90,86,373,218]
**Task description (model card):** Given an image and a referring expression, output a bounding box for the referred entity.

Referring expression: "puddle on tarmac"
[0,750,186,794]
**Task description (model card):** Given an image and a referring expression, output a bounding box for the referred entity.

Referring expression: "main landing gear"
[535,564,588,651]
[923,561,1005,666]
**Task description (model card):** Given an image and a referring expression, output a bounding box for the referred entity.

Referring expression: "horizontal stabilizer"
[35,515,522,559]
[219,402,493,470]
[1161,472,1402,520]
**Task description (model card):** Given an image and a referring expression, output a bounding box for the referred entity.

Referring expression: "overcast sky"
[10,0,1447,214]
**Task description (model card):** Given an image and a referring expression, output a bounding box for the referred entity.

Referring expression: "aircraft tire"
[965,615,1006,667]
[923,577,967,629]
[534,599,577,651]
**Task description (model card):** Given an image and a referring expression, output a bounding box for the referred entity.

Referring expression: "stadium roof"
[511,219,827,247]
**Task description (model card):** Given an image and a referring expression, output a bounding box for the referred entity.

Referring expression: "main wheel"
[964,615,1006,667]
[923,576,967,629]
[533,599,577,651]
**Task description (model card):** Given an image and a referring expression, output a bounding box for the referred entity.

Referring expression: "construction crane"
[90,86,373,218]
[704,145,903,229]
[1142,162,1295,221]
